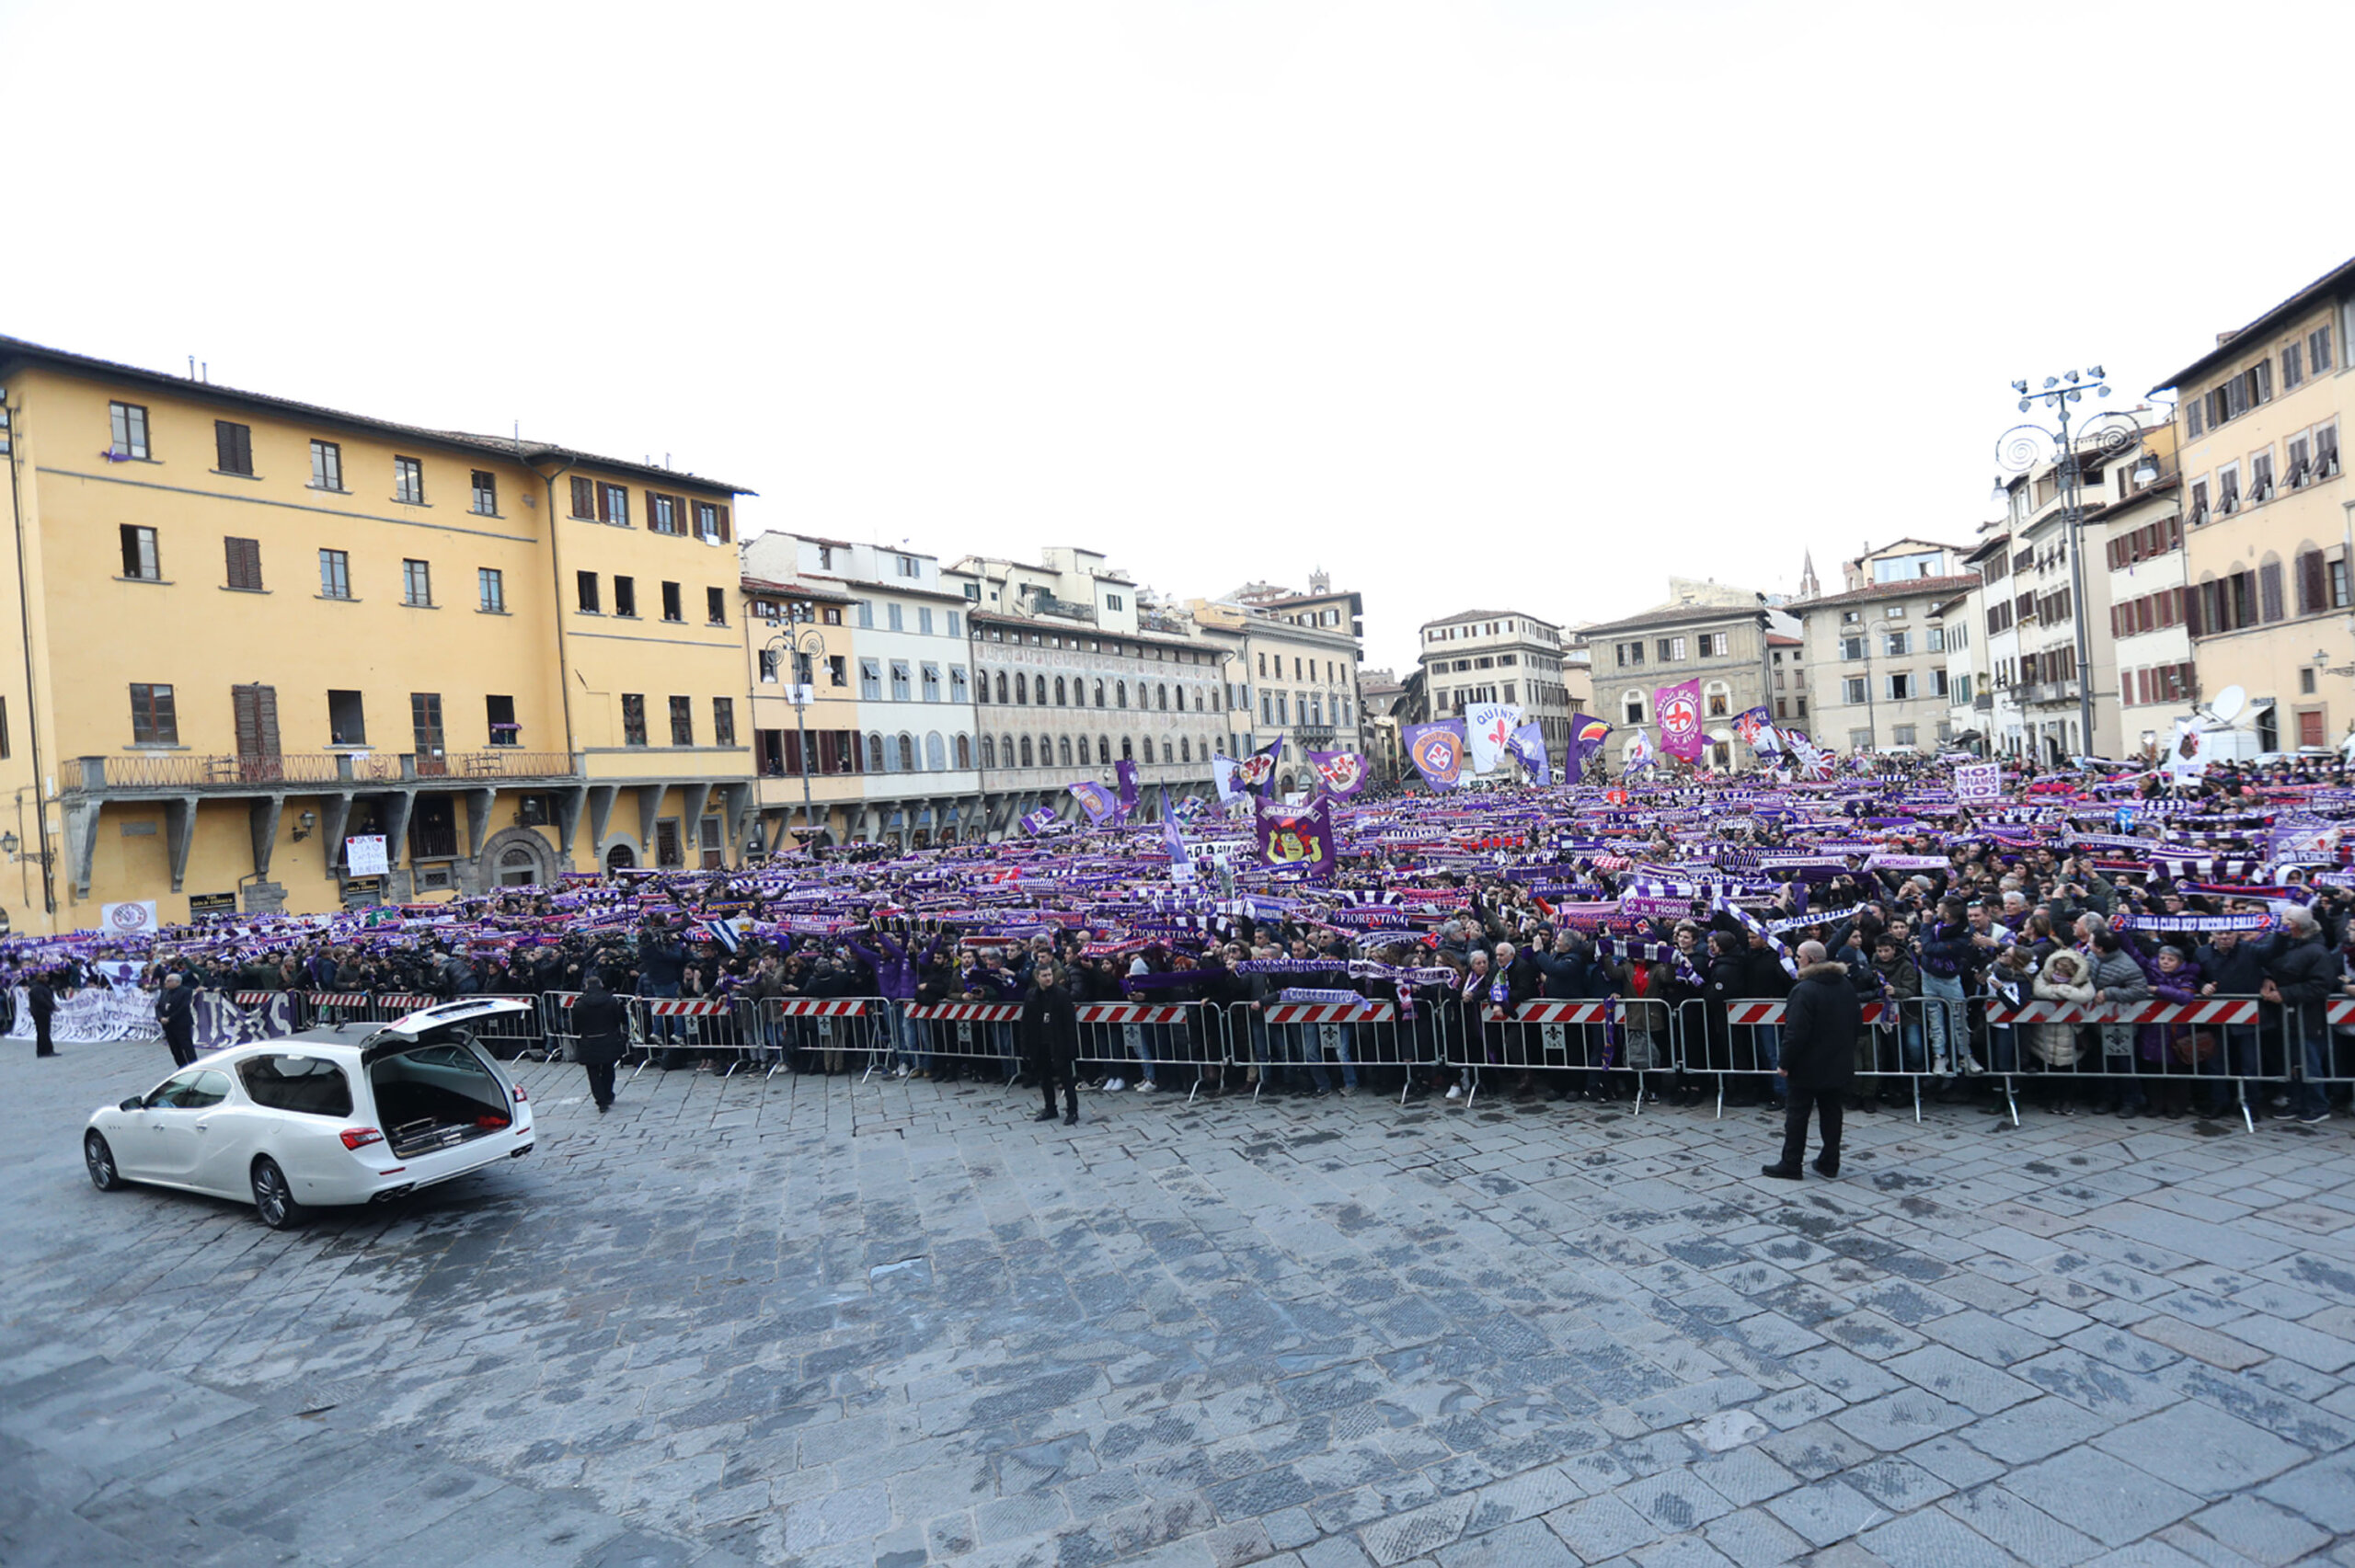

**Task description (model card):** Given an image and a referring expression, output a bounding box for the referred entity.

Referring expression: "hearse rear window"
[238,1055,355,1117]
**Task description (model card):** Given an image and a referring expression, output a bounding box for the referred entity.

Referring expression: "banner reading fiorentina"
[1307,749,1369,796]
[1653,680,1705,762]
[1254,795,1337,876]
[1401,720,1469,792]
[1464,702,1522,774]
[1506,721,1549,782]
[1567,714,1612,776]
[1068,781,1119,824]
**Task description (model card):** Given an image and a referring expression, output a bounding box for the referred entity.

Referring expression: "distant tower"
[1308,567,1331,594]
[1796,550,1821,601]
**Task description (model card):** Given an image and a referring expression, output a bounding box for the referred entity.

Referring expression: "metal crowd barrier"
[766,996,892,1082]
[1441,1000,1651,1113]
[901,1001,1026,1083]
[1073,1001,1221,1104]
[1982,994,2269,1133]
[1257,1000,1411,1104]
[303,990,439,1028]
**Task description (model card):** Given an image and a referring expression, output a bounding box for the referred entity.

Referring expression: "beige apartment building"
[1415,608,1581,762]
[1791,541,1980,754]
[1583,579,1788,772]
[2154,257,2352,753]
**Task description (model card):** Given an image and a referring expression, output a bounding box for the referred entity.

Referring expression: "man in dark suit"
[156,974,197,1067]
[28,971,57,1058]
[1763,941,1860,1180]
[570,974,627,1113]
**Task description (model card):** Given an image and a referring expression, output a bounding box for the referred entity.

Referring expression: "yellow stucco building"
[2155,259,2352,752]
[0,336,756,933]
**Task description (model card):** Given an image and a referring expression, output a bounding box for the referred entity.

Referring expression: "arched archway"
[604,841,638,872]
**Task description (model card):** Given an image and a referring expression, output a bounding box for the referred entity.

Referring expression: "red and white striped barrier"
[1984,999,2260,1025]
[1724,1001,1887,1025]
[2331,1000,2355,1024]
[1491,1001,1613,1024]
[1075,1003,1191,1024]
[770,997,875,1018]
[233,990,277,1006]
[1263,1001,1396,1024]
[903,1002,1024,1022]
[641,998,731,1017]
[305,991,437,1009]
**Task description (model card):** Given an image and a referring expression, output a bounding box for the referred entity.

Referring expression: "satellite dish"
[2209,685,2246,724]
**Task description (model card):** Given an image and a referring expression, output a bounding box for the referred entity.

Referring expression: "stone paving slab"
[0,1042,2351,1564]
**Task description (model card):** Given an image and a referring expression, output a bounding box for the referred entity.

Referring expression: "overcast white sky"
[5,1,2347,675]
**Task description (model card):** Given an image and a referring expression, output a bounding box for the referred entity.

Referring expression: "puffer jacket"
[2089,947,2149,1055]
[2030,957,2095,1067]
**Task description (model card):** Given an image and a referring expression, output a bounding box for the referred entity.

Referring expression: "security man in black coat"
[1763,941,1861,1180]
[572,974,628,1113]
[27,971,56,1059]
[1021,959,1081,1126]
[156,974,197,1067]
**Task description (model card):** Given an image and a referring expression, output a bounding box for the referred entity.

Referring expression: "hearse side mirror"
[119,1097,144,1112]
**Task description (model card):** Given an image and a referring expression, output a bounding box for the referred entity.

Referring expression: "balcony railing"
[63,750,582,793]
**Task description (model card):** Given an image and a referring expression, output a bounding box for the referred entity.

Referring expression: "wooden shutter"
[569,475,592,517]
[2260,563,2284,624]
[232,683,280,759]
[716,504,731,543]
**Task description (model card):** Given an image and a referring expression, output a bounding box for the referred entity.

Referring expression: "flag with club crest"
[1506,721,1549,782]
[1464,702,1522,774]
[1114,758,1140,818]
[1161,790,1197,880]
[1621,728,1656,775]
[1566,714,1612,776]
[1254,795,1337,876]
[1017,806,1057,835]
[1307,749,1369,797]
[1233,737,1284,797]
[1402,719,1469,792]
[1652,680,1704,762]
[1068,781,1119,824]
[1732,704,1781,754]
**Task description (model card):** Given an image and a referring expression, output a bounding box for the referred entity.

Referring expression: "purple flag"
[1307,749,1368,797]
[1017,807,1056,836]
[1505,722,1548,781]
[1067,782,1119,824]
[1114,758,1140,818]
[1567,714,1611,776]
[1652,679,1704,762]
[1254,795,1338,876]
[1234,737,1283,796]
[1401,719,1468,792]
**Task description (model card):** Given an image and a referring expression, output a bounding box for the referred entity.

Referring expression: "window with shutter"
[224,537,262,590]
[2260,562,2284,624]
[570,475,595,518]
[2299,552,2326,614]
[214,421,254,475]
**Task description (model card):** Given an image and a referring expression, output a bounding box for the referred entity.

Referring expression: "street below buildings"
[5,1043,2355,1566]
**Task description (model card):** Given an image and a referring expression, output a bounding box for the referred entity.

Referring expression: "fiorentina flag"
[1212,753,1243,803]
[1652,679,1704,762]
[1784,728,1832,780]
[1162,791,1197,881]
[1017,806,1056,835]
[1732,704,1780,753]
[1506,721,1549,781]
[1173,794,1210,823]
[1254,795,1337,876]
[1068,781,1119,824]
[1622,728,1656,774]
[1307,749,1368,797]
[1465,702,1522,774]
[1566,714,1612,775]
[2165,719,2207,787]
[1114,758,1140,818]
[1402,719,1469,792]
[1234,737,1283,796]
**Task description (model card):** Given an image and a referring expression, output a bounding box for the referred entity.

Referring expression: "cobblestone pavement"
[5,1043,2355,1568]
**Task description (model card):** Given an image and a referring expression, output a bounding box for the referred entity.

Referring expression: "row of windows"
[115,526,512,612]
[2188,423,2340,525]
[1611,632,1732,669]
[978,733,1217,770]
[1838,670,1948,704]
[1257,651,1353,683]
[569,477,731,542]
[615,694,737,749]
[978,671,1215,713]
[2104,515,2184,571]
[1620,687,1737,727]
[105,402,506,517]
[1774,696,1809,722]
[2122,663,2199,707]
[847,601,961,637]
[856,658,969,704]
[756,728,968,777]
[1837,628,1947,660]
[978,624,1214,663]
[1993,646,2079,690]
[1259,690,1354,727]
[2188,324,2335,438]
[573,571,729,625]
[125,684,537,752]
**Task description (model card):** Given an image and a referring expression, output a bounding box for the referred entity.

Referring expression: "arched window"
[1015,672,1028,704]
[1194,689,1204,712]
[1093,680,1105,707]
[1058,736,1074,767]
[497,844,540,887]
[1019,735,1034,767]
[604,841,636,871]
[1121,737,1134,761]
[1116,681,1128,709]
[925,731,946,770]
[867,731,886,772]
[1054,676,1067,705]
[980,733,996,768]
[977,671,992,705]
[954,733,971,768]
[1162,739,1174,763]
[1039,732,1053,767]
[995,671,1009,704]
[1002,733,1016,767]
[1097,735,1111,764]
[898,733,916,772]
[1179,738,1190,763]
[1624,694,1645,727]
[1157,683,1168,710]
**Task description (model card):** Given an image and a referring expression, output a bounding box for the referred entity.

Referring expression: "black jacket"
[2265,933,2337,1032]
[156,984,194,1043]
[1780,962,1861,1091]
[571,988,628,1065]
[1019,982,1078,1061]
